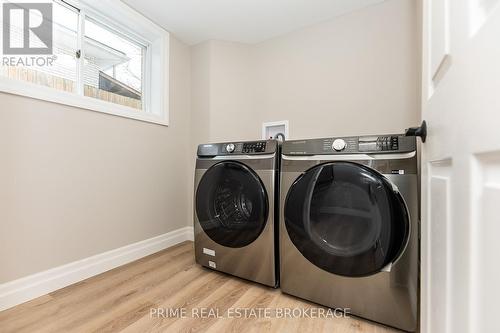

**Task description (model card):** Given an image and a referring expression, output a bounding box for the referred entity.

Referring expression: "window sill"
[0,76,168,126]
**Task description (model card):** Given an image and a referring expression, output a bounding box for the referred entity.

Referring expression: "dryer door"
[196,161,269,248]
[285,162,409,277]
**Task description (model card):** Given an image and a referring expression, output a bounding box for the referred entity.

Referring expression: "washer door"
[196,161,269,248]
[285,162,409,277]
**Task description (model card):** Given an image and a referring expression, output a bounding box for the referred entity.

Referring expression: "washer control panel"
[242,141,267,153]
[359,136,399,152]
[283,135,415,155]
[198,140,276,156]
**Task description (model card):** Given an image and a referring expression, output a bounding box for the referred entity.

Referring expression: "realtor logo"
[2,2,53,54]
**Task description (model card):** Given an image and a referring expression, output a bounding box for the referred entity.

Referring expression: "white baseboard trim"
[0,226,194,312]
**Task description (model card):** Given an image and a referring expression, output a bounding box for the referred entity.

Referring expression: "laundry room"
[1,0,498,332]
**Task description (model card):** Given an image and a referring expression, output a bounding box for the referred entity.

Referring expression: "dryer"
[280,134,419,331]
[194,140,279,287]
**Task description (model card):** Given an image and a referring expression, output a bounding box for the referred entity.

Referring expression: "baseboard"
[0,226,194,312]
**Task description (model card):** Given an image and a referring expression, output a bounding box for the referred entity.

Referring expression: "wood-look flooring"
[0,242,400,333]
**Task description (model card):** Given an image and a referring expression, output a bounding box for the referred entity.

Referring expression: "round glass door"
[285,162,409,277]
[196,161,269,248]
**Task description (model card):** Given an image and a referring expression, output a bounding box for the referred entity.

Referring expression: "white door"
[421,0,500,332]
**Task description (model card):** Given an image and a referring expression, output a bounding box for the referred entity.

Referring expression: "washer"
[280,134,419,331]
[194,139,279,287]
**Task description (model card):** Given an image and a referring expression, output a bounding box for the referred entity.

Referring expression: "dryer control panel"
[282,135,415,155]
[198,140,277,157]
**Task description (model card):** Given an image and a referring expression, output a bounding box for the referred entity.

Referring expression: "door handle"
[405,120,427,143]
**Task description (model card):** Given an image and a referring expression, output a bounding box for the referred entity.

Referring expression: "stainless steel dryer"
[280,135,419,332]
[194,140,279,287]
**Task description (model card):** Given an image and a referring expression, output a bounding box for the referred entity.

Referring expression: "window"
[0,0,169,125]
[0,1,79,93]
[83,17,145,110]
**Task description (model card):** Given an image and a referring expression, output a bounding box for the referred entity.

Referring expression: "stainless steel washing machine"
[194,140,279,287]
[280,134,419,331]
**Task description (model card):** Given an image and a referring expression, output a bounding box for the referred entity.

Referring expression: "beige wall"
[190,41,256,144]
[208,41,259,142]
[191,0,419,142]
[190,41,258,143]
[0,37,191,283]
[188,42,211,226]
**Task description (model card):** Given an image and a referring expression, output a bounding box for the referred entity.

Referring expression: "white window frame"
[0,0,170,126]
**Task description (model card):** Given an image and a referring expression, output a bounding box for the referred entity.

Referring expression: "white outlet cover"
[262,120,289,140]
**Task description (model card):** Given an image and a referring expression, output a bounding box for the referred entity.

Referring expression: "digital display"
[358,136,399,152]
[243,141,266,153]
[359,142,378,151]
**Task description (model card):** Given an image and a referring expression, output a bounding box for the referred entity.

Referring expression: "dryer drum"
[285,162,409,277]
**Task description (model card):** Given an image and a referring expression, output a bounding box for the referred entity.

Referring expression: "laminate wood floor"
[0,242,401,333]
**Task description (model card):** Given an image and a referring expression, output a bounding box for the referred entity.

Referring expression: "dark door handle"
[405,120,427,143]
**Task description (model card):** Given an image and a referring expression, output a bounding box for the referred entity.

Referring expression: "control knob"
[332,139,347,151]
[226,143,235,153]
